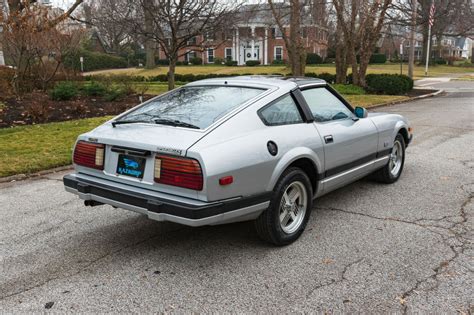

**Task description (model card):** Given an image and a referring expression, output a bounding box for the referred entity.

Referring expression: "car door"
[300,86,379,193]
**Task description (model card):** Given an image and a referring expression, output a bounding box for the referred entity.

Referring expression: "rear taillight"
[154,155,203,190]
[73,141,105,170]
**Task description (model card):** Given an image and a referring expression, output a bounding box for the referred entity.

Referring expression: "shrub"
[50,81,78,101]
[190,57,203,65]
[213,57,225,65]
[271,59,286,65]
[306,53,323,64]
[324,57,336,64]
[435,58,447,65]
[225,60,238,66]
[369,53,387,64]
[246,60,261,66]
[316,72,336,84]
[104,87,126,101]
[82,81,107,96]
[64,50,127,72]
[331,84,366,95]
[365,74,413,95]
[156,59,170,65]
[0,66,15,98]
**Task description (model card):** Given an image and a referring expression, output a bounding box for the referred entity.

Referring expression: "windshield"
[119,86,266,129]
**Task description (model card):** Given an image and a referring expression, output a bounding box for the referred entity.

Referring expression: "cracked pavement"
[1,80,473,313]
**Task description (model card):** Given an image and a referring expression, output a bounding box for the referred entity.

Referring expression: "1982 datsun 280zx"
[64,76,413,245]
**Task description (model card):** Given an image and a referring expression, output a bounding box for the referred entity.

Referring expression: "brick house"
[157,4,329,65]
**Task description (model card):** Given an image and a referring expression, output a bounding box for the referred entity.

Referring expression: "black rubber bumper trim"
[63,175,272,220]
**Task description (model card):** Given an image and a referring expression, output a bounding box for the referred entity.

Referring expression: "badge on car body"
[156,147,182,155]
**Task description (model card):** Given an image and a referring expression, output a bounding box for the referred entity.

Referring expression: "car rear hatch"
[75,122,206,199]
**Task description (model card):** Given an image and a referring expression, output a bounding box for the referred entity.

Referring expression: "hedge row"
[366,74,413,95]
[64,50,128,72]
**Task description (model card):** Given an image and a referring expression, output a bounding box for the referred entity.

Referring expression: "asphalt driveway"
[1,80,473,313]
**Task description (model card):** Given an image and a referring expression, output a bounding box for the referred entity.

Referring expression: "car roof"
[186,75,327,90]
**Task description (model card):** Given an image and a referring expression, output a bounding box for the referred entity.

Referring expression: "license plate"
[116,154,146,179]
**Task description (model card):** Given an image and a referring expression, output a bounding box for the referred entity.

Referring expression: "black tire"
[372,133,406,184]
[254,167,313,246]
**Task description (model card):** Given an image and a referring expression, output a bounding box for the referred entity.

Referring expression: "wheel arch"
[267,147,323,195]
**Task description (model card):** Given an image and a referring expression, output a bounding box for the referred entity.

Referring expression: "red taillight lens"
[154,155,203,190]
[73,141,105,170]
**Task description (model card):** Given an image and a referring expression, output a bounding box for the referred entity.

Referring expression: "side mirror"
[354,106,368,119]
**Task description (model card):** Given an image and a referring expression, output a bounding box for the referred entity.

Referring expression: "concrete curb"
[0,165,73,183]
[367,89,444,110]
[0,88,444,184]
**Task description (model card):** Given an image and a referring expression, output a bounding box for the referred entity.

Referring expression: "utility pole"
[425,0,435,76]
[408,0,416,79]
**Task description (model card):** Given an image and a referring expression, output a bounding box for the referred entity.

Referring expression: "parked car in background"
[64,76,413,245]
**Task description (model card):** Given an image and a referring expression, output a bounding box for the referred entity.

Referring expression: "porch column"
[251,26,255,60]
[264,28,268,65]
[236,28,240,65]
[232,28,236,61]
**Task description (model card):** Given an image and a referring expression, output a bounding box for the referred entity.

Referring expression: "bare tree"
[125,0,237,90]
[268,0,306,76]
[333,0,392,87]
[0,0,84,95]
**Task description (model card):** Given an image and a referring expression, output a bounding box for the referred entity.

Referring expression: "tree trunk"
[143,0,155,69]
[335,23,347,83]
[289,0,305,76]
[167,55,176,91]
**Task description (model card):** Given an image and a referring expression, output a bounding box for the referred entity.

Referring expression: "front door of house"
[244,45,260,62]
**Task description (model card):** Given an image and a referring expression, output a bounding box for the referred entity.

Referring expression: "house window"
[225,47,233,61]
[207,48,215,63]
[187,36,197,45]
[272,27,283,39]
[205,32,215,41]
[274,46,283,61]
[185,51,197,63]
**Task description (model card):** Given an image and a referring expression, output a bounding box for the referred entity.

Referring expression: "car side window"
[259,94,303,126]
[301,88,353,122]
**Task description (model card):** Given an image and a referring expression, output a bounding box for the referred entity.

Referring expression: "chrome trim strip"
[320,156,389,184]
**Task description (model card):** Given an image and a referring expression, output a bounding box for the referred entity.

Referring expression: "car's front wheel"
[372,133,406,183]
[254,167,312,246]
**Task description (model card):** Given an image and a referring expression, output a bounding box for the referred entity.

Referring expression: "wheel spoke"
[288,187,300,203]
[290,211,297,221]
[282,191,291,205]
[281,211,292,226]
[280,209,289,223]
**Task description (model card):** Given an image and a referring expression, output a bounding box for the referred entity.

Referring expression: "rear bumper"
[63,174,271,227]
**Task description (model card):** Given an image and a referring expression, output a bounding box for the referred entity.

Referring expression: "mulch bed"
[0,92,154,128]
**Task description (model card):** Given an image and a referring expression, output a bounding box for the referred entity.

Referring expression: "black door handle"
[324,135,334,144]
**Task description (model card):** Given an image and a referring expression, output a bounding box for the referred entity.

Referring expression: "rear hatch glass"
[118,86,266,129]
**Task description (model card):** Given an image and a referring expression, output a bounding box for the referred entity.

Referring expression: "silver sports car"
[64,76,413,245]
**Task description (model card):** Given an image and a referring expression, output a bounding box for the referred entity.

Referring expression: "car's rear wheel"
[372,133,405,183]
[254,167,312,246]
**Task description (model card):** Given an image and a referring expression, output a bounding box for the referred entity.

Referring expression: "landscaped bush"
[306,53,323,64]
[64,50,127,72]
[365,74,413,95]
[0,66,15,98]
[50,81,79,101]
[156,59,170,65]
[271,59,286,65]
[213,57,224,65]
[303,72,335,83]
[324,57,336,64]
[225,60,238,66]
[246,60,261,66]
[82,81,107,96]
[369,53,387,64]
[190,57,203,65]
[331,84,366,95]
[435,58,447,65]
[104,87,126,101]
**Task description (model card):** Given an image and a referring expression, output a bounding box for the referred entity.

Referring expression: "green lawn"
[88,63,474,80]
[0,116,111,177]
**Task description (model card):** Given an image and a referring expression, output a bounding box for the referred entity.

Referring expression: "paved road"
[1,81,473,313]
